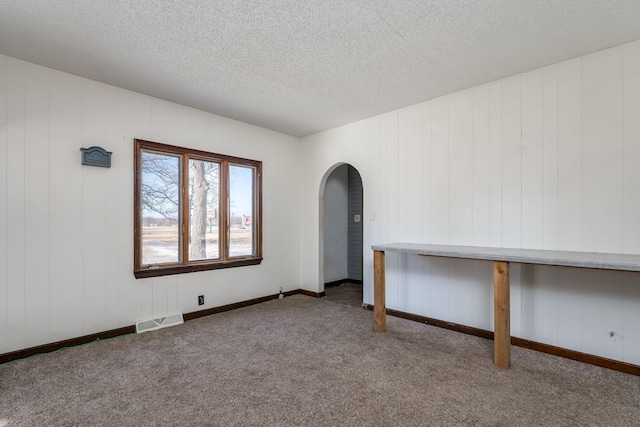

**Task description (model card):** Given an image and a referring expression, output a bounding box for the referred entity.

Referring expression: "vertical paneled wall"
[0,54,301,355]
[347,165,363,281]
[299,40,640,365]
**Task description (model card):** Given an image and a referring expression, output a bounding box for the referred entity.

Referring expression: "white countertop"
[371,243,640,272]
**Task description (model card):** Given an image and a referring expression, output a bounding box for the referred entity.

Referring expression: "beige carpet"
[1,294,639,426]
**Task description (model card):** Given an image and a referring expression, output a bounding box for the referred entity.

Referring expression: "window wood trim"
[133,139,262,279]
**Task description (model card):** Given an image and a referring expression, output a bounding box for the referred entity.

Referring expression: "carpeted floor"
[1,294,639,426]
[324,282,363,307]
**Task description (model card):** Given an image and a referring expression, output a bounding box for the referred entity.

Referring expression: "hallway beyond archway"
[319,163,363,296]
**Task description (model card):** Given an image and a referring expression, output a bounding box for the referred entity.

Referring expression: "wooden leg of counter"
[494,261,511,368]
[374,250,386,332]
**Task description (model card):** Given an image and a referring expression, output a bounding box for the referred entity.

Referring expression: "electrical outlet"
[198,295,204,305]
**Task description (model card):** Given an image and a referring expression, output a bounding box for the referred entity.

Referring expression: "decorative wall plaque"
[80,146,112,168]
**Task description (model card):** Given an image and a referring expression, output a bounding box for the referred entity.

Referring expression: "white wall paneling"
[519,264,544,343]
[448,90,473,246]
[0,54,300,355]
[557,58,582,251]
[0,55,8,352]
[446,258,475,327]
[521,69,544,249]
[24,63,51,347]
[404,254,423,315]
[446,89,475,327]
[622,273,640,366]
[499,76,523,337]
[500,75,522,249]
[426,96,450,318]
[509,263,522,338]
[7,57,27,351]
[472,85,491,246]
[385,112,399,244]
[104,84,120,329]
[398,111,408,311]
[398,104,423,243]
[299,40,640,365]
[539,265,559,346]
[429,258,449,321]
[430,96,449,245]
[399,104,424,313]
[489,81,502,247]
[581,269,623,360]
[81,79,109,336]
[384,112,400,309]
[581,48,623,253]
[541,65,559,250]
[555,267,583,353]
[49,68,84,344]
[397,109,408,243]
[420,101,433,244]
[419,102,433,314]
[623,41,640,255]
[471,260,493,331]
[377,115,387,246]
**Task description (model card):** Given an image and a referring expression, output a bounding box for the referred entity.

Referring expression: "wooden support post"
[493,261,510,368]
[374,250,386,332]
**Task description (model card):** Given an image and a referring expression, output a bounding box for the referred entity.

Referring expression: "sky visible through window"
[229,165,254,219]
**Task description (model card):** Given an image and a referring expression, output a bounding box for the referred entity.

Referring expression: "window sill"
[134,258,262,279]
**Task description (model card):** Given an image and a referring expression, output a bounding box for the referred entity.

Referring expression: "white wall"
[3,40,640,365]
[323,164,349,283]
[0,54,301,354]
[299,40,640,365]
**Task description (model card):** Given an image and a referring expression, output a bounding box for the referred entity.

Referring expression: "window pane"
[229,165,254,257]
[141,151,181,265]
[189,159,220,260]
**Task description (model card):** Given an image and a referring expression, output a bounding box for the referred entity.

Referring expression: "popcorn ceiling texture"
[1,0,640,137]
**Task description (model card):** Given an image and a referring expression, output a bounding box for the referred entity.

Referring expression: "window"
[134,139,262,278]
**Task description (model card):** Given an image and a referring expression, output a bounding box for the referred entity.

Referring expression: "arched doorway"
[319,163,363,306]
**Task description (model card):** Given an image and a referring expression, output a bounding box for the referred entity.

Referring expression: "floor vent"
[136,312,184,334]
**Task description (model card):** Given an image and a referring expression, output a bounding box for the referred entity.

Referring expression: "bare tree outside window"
[134,139,262,278]
[189,160,220,260]
[141,152,180,265]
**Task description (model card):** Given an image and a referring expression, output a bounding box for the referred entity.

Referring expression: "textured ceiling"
[1,1,640,137]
